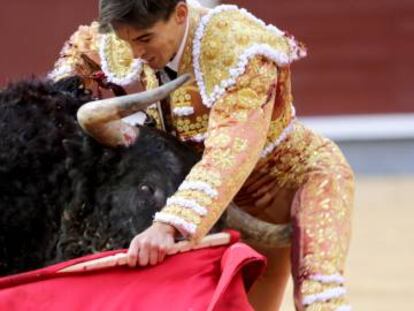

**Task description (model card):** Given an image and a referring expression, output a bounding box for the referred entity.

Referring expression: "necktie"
[164,66,178,81]
[155,71,173,133]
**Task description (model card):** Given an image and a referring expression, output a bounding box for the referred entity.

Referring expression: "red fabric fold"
[0,233,265,311]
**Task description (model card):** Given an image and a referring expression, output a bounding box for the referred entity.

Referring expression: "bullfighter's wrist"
[152,221,178,236]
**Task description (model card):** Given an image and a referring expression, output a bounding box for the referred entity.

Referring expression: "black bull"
[0,76,226,276]
[0,76,290,277]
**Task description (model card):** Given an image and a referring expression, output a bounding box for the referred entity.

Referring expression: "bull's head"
[75,74,291,250]
[0,74,289,276]
[77,74,191,147]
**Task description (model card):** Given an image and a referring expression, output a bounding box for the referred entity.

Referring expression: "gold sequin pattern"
[156,6,353,309]
[200,9,291,98]
[178,6,203,75]
[169,8,209,144]
[174,114,209,140]
[175,57,277,241]
[174,190,213,207]
[255,121,353,189]
[102,32,138,79]
[232,120,354,310]
[160,206,201,225]
[171,87,194,109]
[142,64,159,90]
[141,64,164,130]
[301,280,344,297]
[144,107,163,130]
[210,148,236,168]
[186,166,223,188]
[305,298,349,311]
[233,137,248,152]
[51,22,148,95]
[211,56,277,122]
[295,170,354,274]
[205,132,232,148]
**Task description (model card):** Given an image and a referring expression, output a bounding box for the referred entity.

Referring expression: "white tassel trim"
[48,64,74,81]
[310,273,346,284]
[236,7,307,61]
[99,34,143,86]
[154,212,197,236]
[336,305,352,311]
[237,7,306,61]
[193,5,234,107]
[302,287,347,306]
[182,133,207,143]
[208,44,293,107]
[172,107,195,116]
[166,197,208,216]
[192,5,306,108]
[291,105,296,118]
[48,41,75,81]
[261,118,295,158]
[287,36,308,61]
[179,181,218,198]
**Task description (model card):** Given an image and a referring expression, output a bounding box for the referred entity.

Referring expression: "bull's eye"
[139,184,154,195]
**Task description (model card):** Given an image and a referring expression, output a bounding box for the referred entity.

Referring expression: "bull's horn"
[77,73,191,129]
[226,203,292,249]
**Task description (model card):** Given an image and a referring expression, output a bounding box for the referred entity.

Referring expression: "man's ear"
[174,2,188,25]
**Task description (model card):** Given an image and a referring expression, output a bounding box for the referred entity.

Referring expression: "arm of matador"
[51,23,163,147]
[154,56,279,241]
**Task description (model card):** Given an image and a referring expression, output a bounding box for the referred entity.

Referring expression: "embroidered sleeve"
[49,22,144,87]
[154,56,278,241]
[48,22,102,81]
[49,23,164,129]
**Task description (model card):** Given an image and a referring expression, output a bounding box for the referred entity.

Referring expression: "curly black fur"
[0,77,204,276]
[0,77,92,275]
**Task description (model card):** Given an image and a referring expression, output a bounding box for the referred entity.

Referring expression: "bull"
[0,75,289,276]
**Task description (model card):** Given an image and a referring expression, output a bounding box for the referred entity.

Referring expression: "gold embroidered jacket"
[152,5,306,241]
[50,5,355,310]
[49,4,307,241]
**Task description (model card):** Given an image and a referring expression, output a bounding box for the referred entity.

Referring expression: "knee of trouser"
[291,169,354,220]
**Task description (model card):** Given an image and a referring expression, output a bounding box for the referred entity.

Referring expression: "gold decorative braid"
[142,64,159,90]
[168,6,210,142]
[100,31,141,81]
[199,9,292,98]
[156,56,278,241]
[141,64,165,130]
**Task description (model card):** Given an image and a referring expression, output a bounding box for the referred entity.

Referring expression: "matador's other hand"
[127,222,177,267]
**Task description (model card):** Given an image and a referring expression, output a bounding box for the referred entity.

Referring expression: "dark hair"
[99,0,184,32]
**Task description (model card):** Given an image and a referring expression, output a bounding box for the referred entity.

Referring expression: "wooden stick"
[58,232,231,273]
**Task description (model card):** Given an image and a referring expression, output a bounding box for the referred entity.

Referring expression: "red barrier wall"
[0,1,97,84]
[1,1,413,115]
[229,0,414,115]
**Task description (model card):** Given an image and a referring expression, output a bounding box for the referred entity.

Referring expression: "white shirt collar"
[166,15,190,72]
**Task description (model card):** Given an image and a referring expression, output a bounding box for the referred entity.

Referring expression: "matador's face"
[115,3,188,70]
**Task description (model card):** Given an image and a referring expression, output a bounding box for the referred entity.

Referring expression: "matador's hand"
[127,222,177,267]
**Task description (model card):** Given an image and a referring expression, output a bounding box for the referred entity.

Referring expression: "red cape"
[0,233,265,311]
